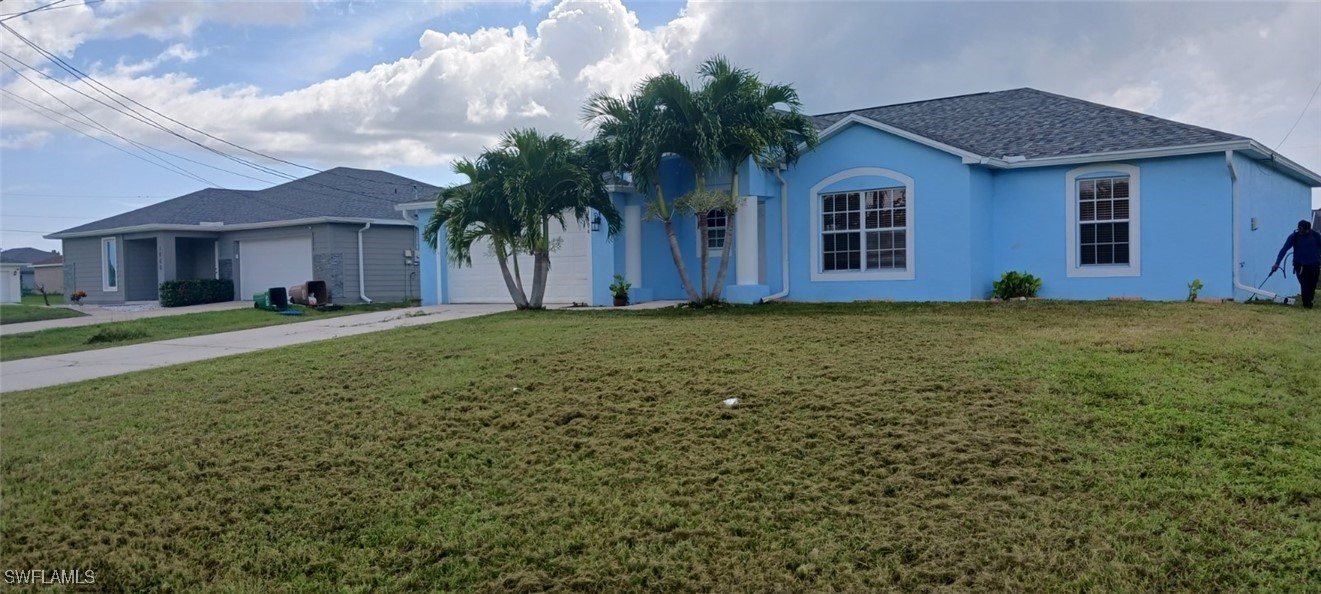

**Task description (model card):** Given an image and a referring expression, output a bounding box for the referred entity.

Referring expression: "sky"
[1,0,1318,253]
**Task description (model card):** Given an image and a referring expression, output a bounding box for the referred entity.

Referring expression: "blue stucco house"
[398,88,1321,305]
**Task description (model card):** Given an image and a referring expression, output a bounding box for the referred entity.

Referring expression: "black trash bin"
[268,286,289,309]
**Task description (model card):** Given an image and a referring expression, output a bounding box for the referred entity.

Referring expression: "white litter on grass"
[723,397,740,408]
[513,387,523,393]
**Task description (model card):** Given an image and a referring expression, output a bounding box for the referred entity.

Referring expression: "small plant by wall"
[1187,279,1204,302]
[159,279,234,308]
[992,271,1043,300]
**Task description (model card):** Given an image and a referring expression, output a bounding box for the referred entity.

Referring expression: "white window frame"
[697,209,728,255]
[1065,163,1140,278]
[810,167,916,281]
[101,236,119,292]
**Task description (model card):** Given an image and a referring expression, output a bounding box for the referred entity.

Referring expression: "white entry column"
[625,203,643,287]
[726,195,769,303]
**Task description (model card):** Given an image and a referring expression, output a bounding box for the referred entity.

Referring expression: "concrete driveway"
[0,304,512,393]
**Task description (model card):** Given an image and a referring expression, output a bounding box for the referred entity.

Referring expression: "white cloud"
[0,130,52,150]
[0,0,1317,200]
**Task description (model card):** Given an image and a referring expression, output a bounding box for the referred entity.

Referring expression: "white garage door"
[448,218,592,304]
[238,237,313,300]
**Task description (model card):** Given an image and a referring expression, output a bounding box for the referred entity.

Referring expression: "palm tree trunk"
[528,218,551,308]
[696,174,710,300]
[698,213,710,299]
[510,246,526,297]
[493,244,530,309]
[655,184,700,302]
[711,169,739,301]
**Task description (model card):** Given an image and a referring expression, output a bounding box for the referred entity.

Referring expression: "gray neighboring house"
[46,168,435,305]
[0,247,60,291]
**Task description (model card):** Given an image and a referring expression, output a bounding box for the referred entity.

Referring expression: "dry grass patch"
[2,302,1318,592]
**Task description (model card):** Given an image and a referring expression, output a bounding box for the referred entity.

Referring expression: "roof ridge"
[813,90,997,118]
[1018,88,1247,140]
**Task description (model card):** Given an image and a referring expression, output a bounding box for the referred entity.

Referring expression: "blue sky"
[2,0,1319,252]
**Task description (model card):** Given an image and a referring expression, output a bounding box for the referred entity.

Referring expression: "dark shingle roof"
[812,88,1245,160]
[0,247,60,264]
[52,167,440,236]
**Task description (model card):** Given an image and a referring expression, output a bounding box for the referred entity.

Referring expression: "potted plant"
[609,274,631,307]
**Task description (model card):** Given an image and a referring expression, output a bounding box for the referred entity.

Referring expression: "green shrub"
[1187,279,1204,302]
[159,279,234,308]
[992,271,1042,299]
[85,326,149,344]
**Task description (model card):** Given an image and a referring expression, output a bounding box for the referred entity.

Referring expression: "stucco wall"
[780,124,975,301]
[1236,152,1315,300]
[991,153,1233,300]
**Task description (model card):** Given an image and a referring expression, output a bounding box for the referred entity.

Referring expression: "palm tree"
[582,87,704,303]
[583,56,818,303]
[699,56,819,297]
[424,129,621,309]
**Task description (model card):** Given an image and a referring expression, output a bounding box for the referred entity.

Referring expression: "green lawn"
[21,293,65,306]
[2,302,1318,592]
[0,302,85,325]
[0,302,415,361]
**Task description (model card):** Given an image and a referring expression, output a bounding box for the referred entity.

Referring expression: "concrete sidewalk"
[0,304,511,393]
[0,301,251,336]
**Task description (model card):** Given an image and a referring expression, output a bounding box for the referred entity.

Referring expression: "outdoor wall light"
[591,214,602,232]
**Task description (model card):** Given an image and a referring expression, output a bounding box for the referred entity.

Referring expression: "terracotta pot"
[613,296,628,307]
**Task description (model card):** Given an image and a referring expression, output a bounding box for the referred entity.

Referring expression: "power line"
[0,0,104,21]
[0,40,296,184]
[0,214,98,220]
[1276,78,1321,151]
[0,87,216,186]
[0,63,288,186]
[0,0,68,23]
[2,22,318,178]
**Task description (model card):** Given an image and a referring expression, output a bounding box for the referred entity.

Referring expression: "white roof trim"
[803,116,1321,187]
[394,201,434,211]
[46,217,413,240]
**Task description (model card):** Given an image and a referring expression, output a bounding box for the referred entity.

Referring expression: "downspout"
[1226,150,1277,300]
[358,222,374,304]
[761,165,791,302]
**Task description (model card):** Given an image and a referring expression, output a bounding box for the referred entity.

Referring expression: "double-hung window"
[703,209,727,252]
[821,188,907,271]
[1078,176,1130,266]
[1066,163,1140,277]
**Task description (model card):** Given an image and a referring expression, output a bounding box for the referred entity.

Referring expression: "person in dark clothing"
[1273,219,1321,309]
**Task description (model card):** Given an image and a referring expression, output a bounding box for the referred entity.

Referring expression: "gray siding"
[62,236,124,304]
[175,238,217,280]
[59,222,416,305]
[123,238,159,301]
[217,225,329,301]
[328,223,419,303]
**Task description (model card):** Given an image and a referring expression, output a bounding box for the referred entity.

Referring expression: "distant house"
[0,247,61,293]
[30,254,64,294]
[400,87,1320,304]
[46,168,436,305]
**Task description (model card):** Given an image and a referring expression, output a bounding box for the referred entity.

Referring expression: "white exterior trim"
[624,203,643,287]
[100,236,119,292]
[1065,163,1141,278]
[802,117,1321,188]
[735,196,759,286]
[809,167,916,282]
[47,217,412,240]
